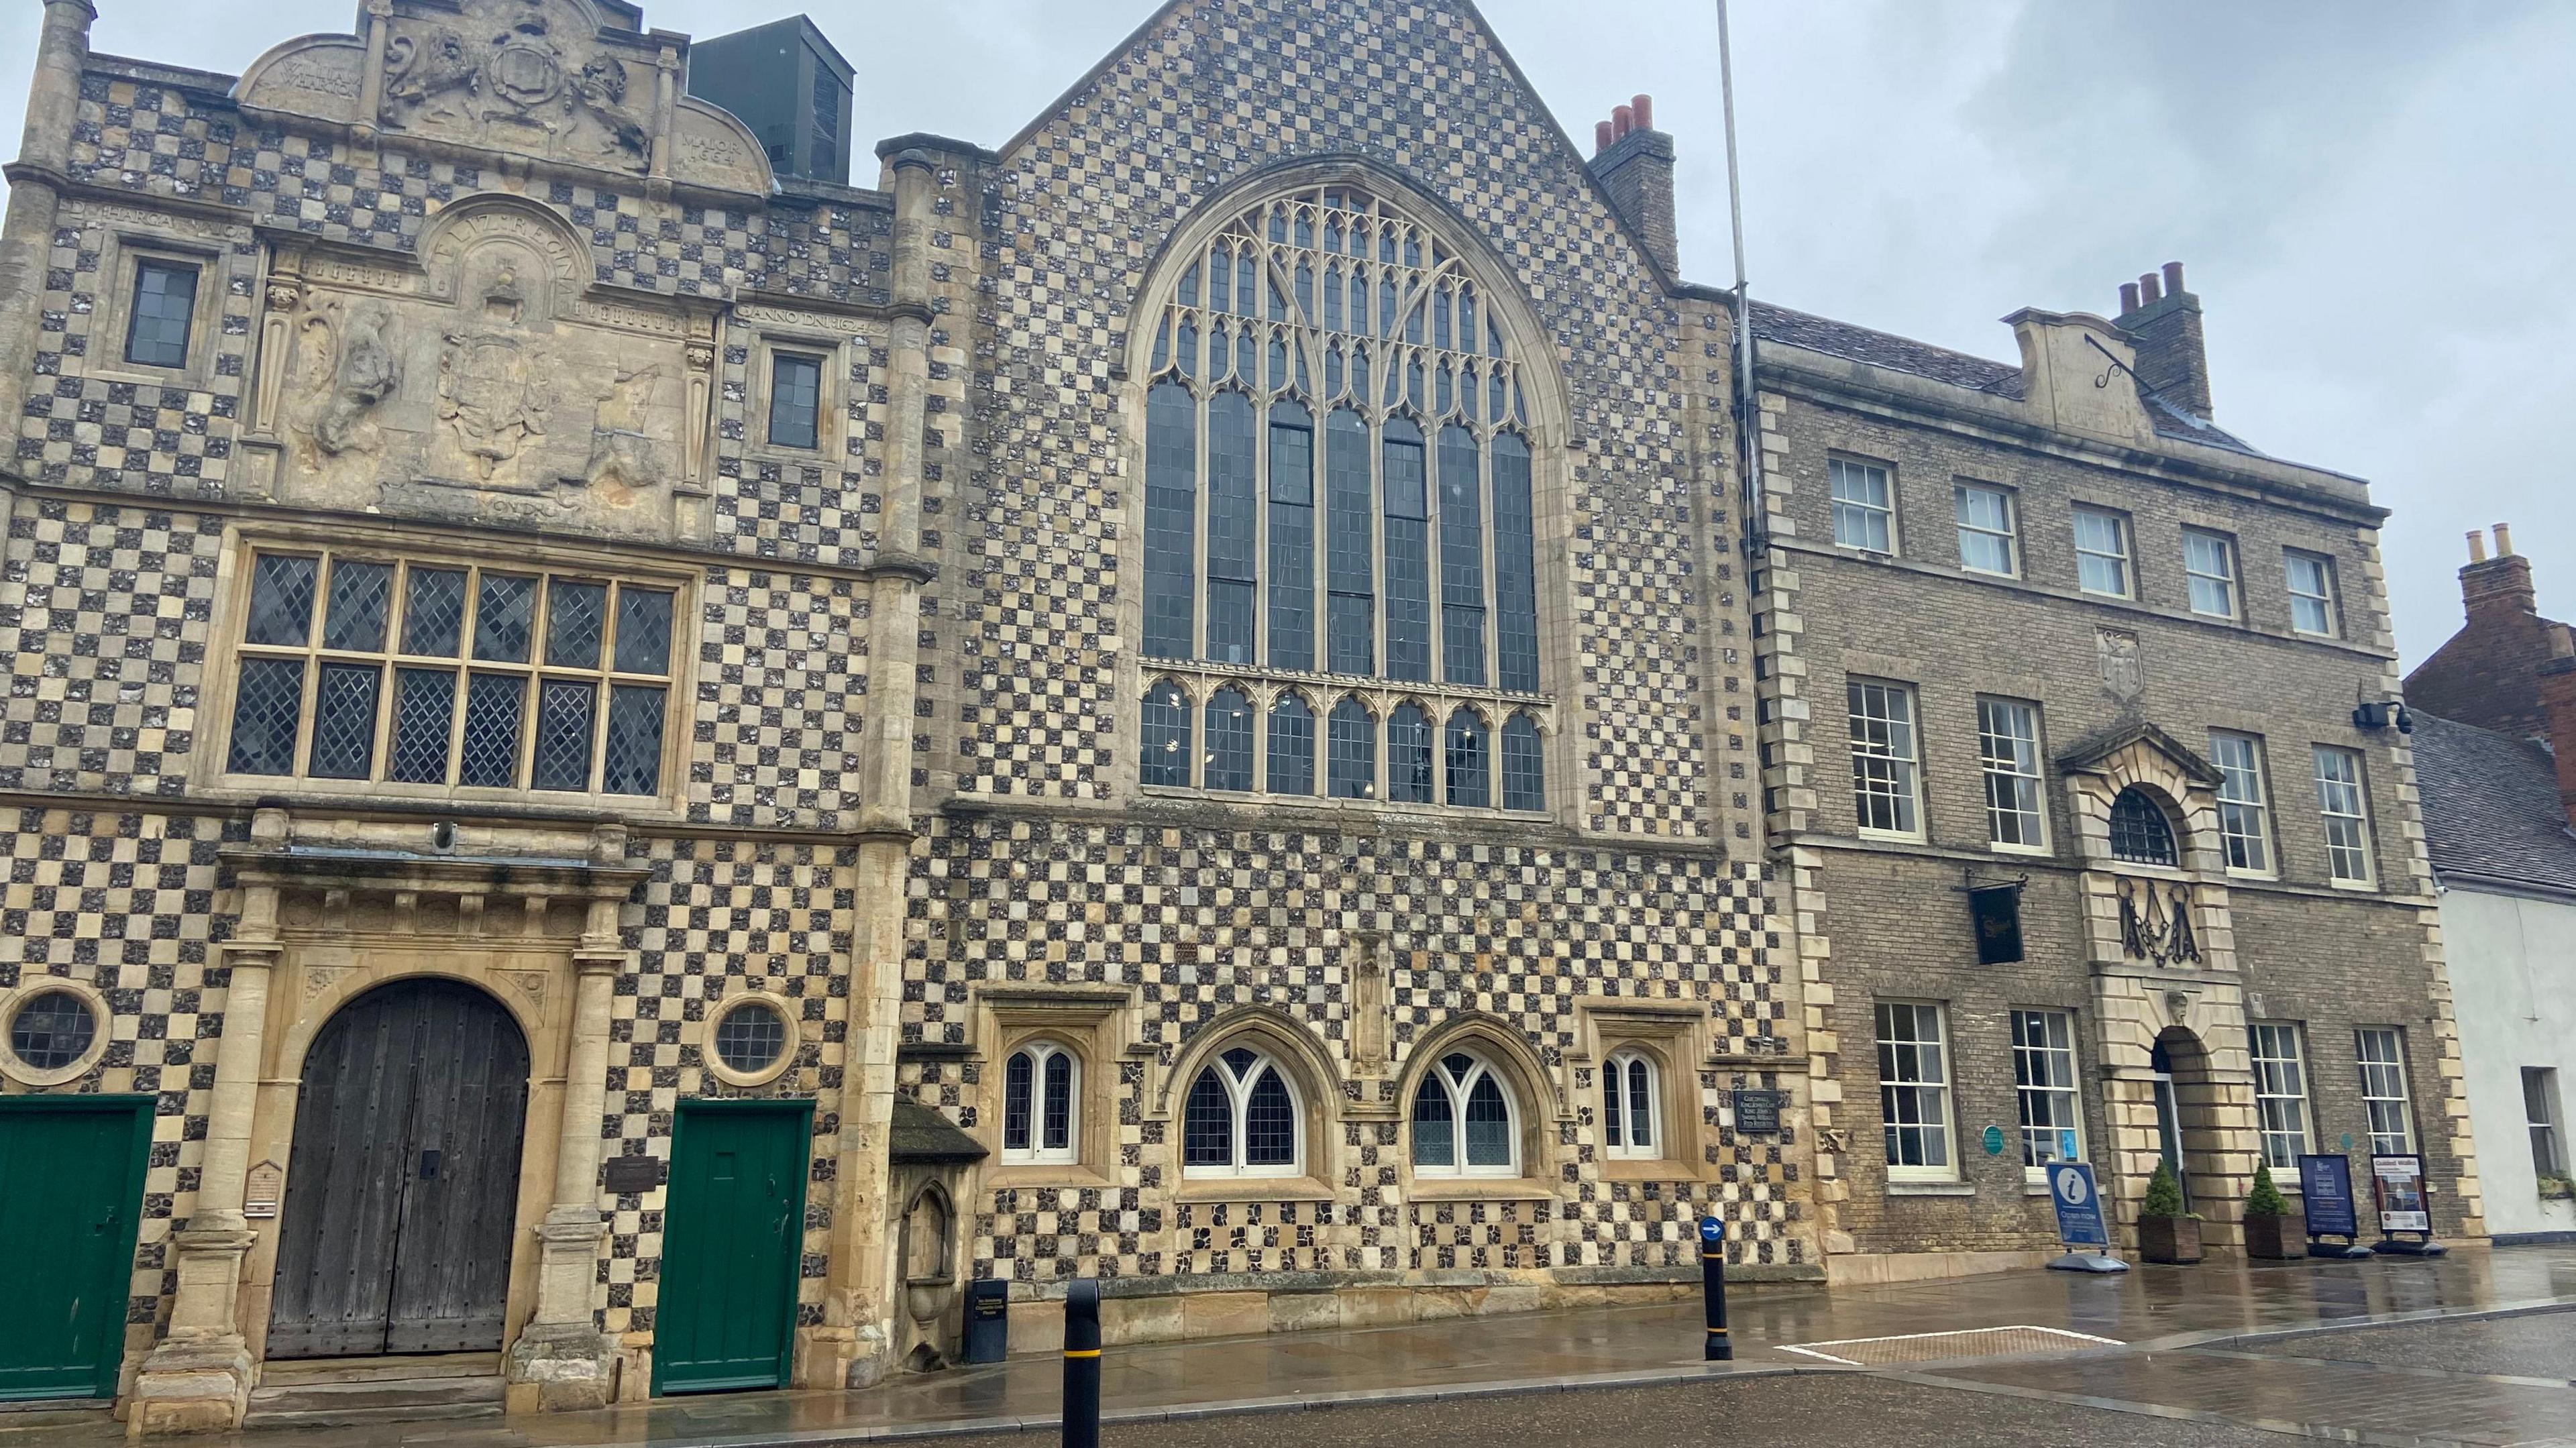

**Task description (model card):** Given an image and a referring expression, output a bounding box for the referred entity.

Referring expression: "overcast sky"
[6,0,2568,665]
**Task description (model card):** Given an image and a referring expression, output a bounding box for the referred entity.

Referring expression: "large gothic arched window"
[1137,180,1548,810]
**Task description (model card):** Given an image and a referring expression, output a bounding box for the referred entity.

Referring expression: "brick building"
[1751,273,2479,1276]
[0,0,2478,1431]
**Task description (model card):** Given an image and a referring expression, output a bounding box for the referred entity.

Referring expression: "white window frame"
[2312,745,2375,885]
[2355,1028,2416,1156]
[1000,1039,1082,1166]
[2284,550,2341,638]
[2010,1007,2082,1183]
[1977,697,2047,852]
[1848,679,1924,840]
[1601,1048,1663,1161]
[1181,1047,1305,1179]
[2524,1067,2566,1179]
[1829,457,1896,555]
[2209,732,2273,877]
[2183,527,2240,619]
[1411,1050,1523,1178]
[2249,1022,2314,1173]
[1876,1001,1955,1182]
[2072,506,2133,599]
[1953,482,2018,577]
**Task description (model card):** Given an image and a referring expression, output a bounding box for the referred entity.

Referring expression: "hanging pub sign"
[1967,881,2025,964]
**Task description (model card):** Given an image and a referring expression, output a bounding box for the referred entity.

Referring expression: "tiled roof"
[2410,712,2576,895]
[1749,301,2025,396]
[1749,300,2271,460]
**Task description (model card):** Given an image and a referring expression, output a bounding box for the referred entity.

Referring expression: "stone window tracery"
[1136,180,1549,813]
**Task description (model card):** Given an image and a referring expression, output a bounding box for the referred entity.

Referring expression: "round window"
[711,997,790,1078]
[9,989,100,1073]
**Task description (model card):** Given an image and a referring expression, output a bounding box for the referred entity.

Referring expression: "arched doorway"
[268,979,531,1359]
[2151,1027,2229,1215]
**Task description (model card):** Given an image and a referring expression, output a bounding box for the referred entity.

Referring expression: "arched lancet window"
[1268,693,1315,795]
[1183,1045,1301,1177]
[1412,1050,1519,1176]
[1002,1040,1079,1165]
[1205,687,1253,791]
[1328,694,1375,799]
[1444,708,1489,807]
[1141,679,1191,787]
[1501,712,1544,812]
[1138,179,1548,812]
[1602,1048,1660,1159]
[1387,702,1434,804]
[2108,787,2180,866]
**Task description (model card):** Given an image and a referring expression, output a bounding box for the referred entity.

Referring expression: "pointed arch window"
[1134,180,1550,812]
[1205,687,1254,791]
[1183,1046,1302,1177]
[1141,679,1191,788]
[1444,708,1489,807]
[1501,712,1545,812]
[1602,1048,1661,1160]
[1002,1040,1079,1166]
[1328,695,1376,799]
[1412,1050,1520,1176]
[1387,702,1435,804]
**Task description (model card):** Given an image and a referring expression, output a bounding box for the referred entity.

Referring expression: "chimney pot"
[1595,119,1614,154]
[2138,272,2161,304]
[2496,522,2516,557]
[2161,260,2186,296]
[1632,94,1654,130]
[2468,529,2489,563]
[1613,104,1634,140]
[2119,282,2141,314]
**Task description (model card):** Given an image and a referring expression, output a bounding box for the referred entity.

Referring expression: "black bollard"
[1699,1215,1732,1361]
[1063,1278,1102,1448]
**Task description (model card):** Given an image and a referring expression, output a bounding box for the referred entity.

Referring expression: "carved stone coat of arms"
[437,332,554,478]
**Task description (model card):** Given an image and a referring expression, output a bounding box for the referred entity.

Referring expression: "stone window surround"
[969,985,1133,1191]
[0,977,115,1088]
[198,521,698,814]
[1394,1016,1562,1203]
[743,324,852,461]
[89,224,235,392]
[700,986,802,1089]
[1148,1010,1340,1203]
[1114,160,1580,828]
[1576,997,1714,1182]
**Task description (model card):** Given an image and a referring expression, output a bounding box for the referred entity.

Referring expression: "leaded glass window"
[1501,712,1545,812]
[125,258,199,369]
[1328,695,1375,799]
[1135,181,1550,811]
[1205,687,1254,791]
[1268,695,1316,795]
[1411,1050,1518,1176]
[1002,1040,1079,1165]
[1183,1046,1301,1177]
[1141,679,1191,787]
[225,551,677,798]
[1444,708,1489,807]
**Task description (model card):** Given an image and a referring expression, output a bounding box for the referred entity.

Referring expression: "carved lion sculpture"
[313,300,402,456]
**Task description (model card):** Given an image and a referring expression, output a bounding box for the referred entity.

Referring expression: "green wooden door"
[653,1101,809,1394]
[0,1097,150,1400]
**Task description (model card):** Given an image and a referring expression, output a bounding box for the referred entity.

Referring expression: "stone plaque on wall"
[244,1160,284,1219]
[1731,1088,1782,1135]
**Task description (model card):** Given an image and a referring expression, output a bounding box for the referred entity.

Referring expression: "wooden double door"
[268,979,531,1359]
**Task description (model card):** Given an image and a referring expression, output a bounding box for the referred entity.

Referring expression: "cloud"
[2,0,2565,661]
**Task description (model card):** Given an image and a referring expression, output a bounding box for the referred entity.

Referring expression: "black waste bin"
[962,1278,1009,1364]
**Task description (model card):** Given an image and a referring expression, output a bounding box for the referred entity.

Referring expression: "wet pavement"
[7,1245,2572,1447]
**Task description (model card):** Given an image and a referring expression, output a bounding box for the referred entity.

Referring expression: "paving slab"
[15,1245,2575,1448]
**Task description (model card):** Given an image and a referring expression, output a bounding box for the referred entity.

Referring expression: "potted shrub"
[2136,1160,2204,1264]
[2242,1162,2306,1260]
[2540,1172,2574,1203]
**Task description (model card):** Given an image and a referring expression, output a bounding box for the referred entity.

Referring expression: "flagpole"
[1715,0,1763,553]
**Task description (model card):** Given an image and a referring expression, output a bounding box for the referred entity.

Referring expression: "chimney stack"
[2112,260,2214,419]
[2537,623,2576,828]
[2460,522,2538,619]
[1589,92,1678,276]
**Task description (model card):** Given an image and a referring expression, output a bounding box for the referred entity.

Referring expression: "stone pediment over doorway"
[2054,720,2224,788]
